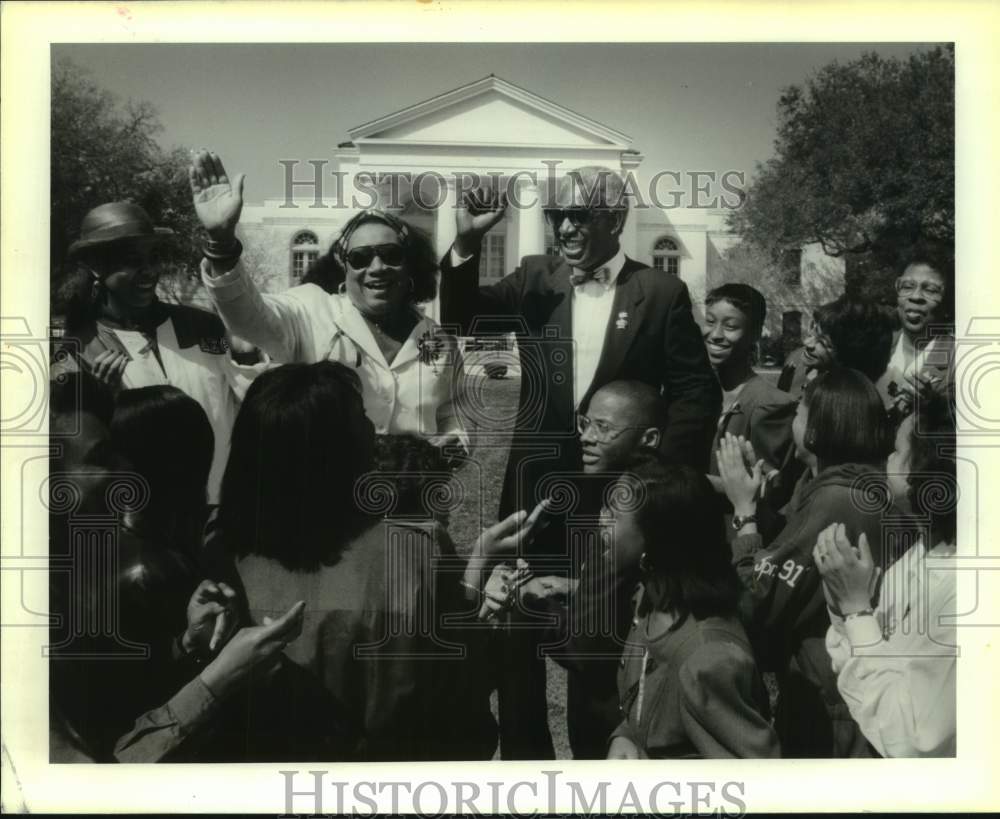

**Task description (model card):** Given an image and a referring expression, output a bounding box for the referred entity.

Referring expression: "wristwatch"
[732,513,758,530]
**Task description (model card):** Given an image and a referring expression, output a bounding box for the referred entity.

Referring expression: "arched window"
[652,236,681,276]
[291,230,320,282]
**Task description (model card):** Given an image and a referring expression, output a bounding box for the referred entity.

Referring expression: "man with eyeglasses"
[439,166,720,759]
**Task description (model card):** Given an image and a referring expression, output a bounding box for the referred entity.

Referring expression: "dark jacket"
[710,372,797,477]
[439,251,721,553]
[732,462,912,757]
[612,597,779,759]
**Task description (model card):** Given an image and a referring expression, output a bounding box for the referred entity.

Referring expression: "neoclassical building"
[237,75,843,325]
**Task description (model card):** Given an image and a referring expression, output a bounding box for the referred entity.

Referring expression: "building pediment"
[348,75,631,149]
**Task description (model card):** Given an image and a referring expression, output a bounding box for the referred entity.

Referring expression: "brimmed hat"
[68,202,174,259]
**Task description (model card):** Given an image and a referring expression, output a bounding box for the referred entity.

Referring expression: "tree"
[710,241,845,362]
[51,58,202,310]
[729,46,954,303]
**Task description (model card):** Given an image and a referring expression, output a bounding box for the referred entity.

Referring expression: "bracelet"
[843,608,875,621]
[202,236,243,261]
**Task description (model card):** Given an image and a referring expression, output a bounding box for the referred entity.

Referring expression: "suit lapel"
[583,257,648,405]
[542,259,576,425]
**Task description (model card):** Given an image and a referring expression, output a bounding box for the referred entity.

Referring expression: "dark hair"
[49,370,115,427]
[705,283,767,342]
[813,296,895,382]
[217,361,375,572]
[590,380,668,430]
[301,251,346,294]
[372,434,453,519]
[624,454,738,622]
[907,392,957,546]
[802,367,893,468]
[111,386,214,525]
[334,210,438,304]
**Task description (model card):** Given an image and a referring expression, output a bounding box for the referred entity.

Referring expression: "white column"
[515,179,544,259]
[620,156,643,261]
[428,177,458,323]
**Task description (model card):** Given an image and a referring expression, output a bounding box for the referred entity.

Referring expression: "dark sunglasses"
[345,243,404,270]
[543,207,602,228]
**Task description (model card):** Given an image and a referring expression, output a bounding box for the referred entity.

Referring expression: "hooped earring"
[338,281,347,295]
[639,552,652,573]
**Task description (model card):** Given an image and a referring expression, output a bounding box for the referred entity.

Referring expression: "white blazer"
[201,261,468,448]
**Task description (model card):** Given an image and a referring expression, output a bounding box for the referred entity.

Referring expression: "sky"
[54,42,938,203]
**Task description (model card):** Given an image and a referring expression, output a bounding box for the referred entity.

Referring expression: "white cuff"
[450,247,474,266]
[200,259,251,303]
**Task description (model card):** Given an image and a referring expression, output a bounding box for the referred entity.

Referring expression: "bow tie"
[570,265,612,288]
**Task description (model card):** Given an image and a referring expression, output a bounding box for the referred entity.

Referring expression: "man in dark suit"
[439,166,720,758]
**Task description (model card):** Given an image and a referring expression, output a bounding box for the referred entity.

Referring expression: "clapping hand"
[189,150,245,240]
[454,185,507,257]
[813,523,881,616]
[716,433,764,515]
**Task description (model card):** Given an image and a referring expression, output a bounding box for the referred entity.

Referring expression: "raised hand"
[454,185,507,257]
[189,150,245,240]
[474,498,551,557]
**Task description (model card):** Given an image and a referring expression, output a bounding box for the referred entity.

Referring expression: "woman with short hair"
[190,151,467,453]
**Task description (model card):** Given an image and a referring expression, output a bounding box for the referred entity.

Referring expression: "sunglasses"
[345,243,404,270]
[543,208,606,229]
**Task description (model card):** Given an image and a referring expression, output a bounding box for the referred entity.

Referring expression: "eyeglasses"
[345,243,404,270]
[544,208,606,229]
[896,279,945,299]
[577,414,643,441]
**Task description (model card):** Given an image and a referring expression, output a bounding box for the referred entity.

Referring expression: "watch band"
[732,513,758,530]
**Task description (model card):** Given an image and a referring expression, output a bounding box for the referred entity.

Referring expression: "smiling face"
[90,239,159,311]
[548,178,622,271]
[802,316,836,371]
[343,221,410,318]
[896,263,946,336]
[703,298,752,368]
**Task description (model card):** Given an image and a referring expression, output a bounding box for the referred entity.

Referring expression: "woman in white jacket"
[814,391,957,757]
[189,150,467,452]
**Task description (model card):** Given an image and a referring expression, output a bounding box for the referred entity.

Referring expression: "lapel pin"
[615,311,629,330]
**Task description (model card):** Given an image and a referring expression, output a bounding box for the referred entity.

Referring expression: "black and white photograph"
[2,1,999,814]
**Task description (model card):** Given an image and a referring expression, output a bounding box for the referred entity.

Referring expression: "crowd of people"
[49,152,957,762]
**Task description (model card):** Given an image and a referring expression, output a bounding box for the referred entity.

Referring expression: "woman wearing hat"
[57,201,256,501]
[189,151,468,454]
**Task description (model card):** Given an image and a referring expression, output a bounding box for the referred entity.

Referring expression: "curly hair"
[333,210,438,304]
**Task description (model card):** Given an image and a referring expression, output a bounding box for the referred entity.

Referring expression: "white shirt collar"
[572,245,627,288]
